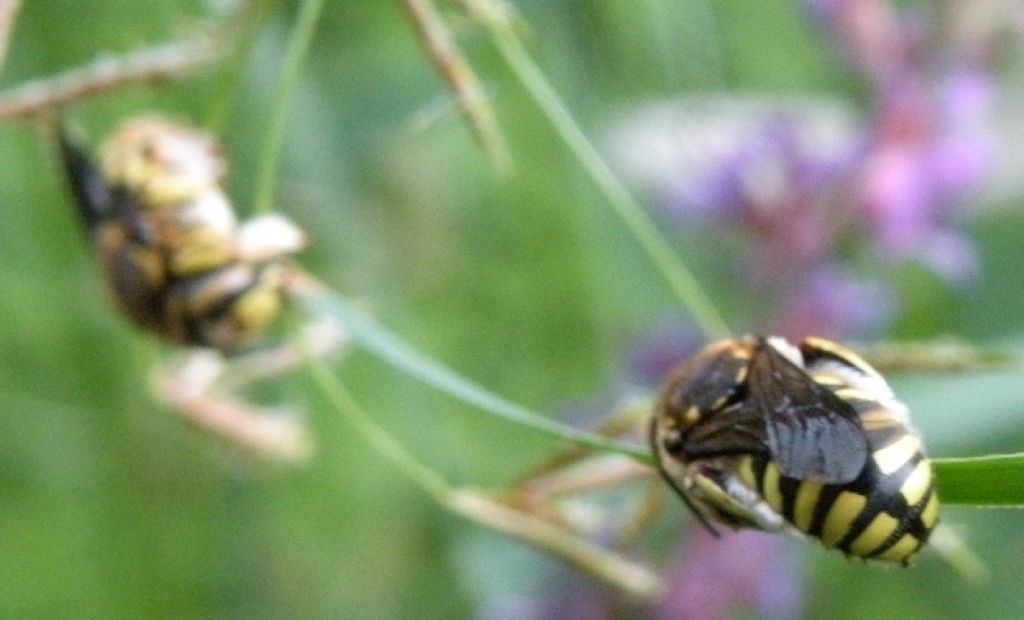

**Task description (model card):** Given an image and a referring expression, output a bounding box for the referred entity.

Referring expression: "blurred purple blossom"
[609,1,1019,340]
[656,527,804,620]
[625,316,704,385]
[477,570,614,620]
[776,263,895,339]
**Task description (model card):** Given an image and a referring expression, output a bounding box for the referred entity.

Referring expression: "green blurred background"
[2,1,1024,618]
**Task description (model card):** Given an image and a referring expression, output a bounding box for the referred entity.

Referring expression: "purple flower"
[632,1,1010,338]
[669,120,842,230]
[625,316,704,386]
[477,573,612,620]
[774,263,895,339]
[656,526,804,620]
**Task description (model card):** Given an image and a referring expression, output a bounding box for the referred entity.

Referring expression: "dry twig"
[151,351,313,461]
[401,0,513,173]
[0,7,241,120]
[0,0,21,75]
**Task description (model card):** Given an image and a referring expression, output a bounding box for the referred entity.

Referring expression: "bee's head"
[101,117,225,207]
[655,337,756,436]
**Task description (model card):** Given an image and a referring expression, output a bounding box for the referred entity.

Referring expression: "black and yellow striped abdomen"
[735,389,939,563]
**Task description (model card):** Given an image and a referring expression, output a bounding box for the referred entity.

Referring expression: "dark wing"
[679,402,770,461]
[749,341,869,484]
[58,121,113,232]
[59,122,154,245]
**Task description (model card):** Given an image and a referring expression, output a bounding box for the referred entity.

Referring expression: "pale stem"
[0,0,22,75]
[401,0,513,173]
[448,489,664,599]
[0,30,226,120]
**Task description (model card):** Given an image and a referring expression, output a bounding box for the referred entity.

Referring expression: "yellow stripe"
[872,435,921,475]
[861,419,902,434]
[803,337,874,374]
[900,460,933,507]
[763,462,783,513]
[812,376,845,387]
[834,387,877,402]
[873,534,920,563]
[793,481,824,532]
[849,512,900,556]
[821,491,866,548]
[710,395,730,410]
[920,493,941,530]
[859,409,900,427]
[737,456,756,489]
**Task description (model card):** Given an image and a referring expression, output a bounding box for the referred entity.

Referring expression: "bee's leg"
[57,122,113,231]
[150,349,313,460]
[235,214,307,262]
[690,466,787,532]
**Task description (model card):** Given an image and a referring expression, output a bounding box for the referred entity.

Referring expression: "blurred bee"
[58,116,306,352]
[651,335,939,564]
[54,117,338,459]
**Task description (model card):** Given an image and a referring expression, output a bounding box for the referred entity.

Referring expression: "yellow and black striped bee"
[58,117,306,352]
[651,335,939,564]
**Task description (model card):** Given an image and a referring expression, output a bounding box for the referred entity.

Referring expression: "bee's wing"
[58,122,113,231]
[677,402,770,460]
[750,342,869,484]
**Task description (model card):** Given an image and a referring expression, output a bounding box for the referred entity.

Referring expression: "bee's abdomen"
[164,262,287,351]
[742,408,938,563]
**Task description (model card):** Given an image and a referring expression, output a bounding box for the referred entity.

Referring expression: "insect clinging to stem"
[58,116,307,352]
[56,116,345,459]
[651,335,939,564]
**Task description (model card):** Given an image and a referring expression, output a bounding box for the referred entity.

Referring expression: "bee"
[58,117,306,352]
[651,335,939,563]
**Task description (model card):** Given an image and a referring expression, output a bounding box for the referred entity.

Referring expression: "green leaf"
[933,454,1024,506]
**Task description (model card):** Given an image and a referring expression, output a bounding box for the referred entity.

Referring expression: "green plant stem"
[305,356,662,598]
[205,0,280,133]
[253,0,325,215]
[306,356,452,501]
[296,289,653,464]
[473,4,731,341]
